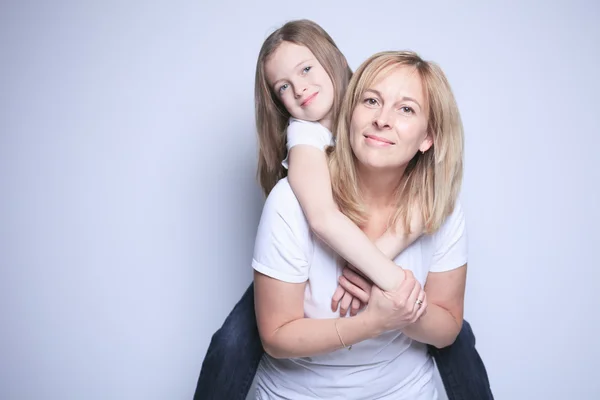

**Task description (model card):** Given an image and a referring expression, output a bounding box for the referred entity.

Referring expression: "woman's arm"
[336,264,467,348]
[336,204,468,347]
[254,269,426,359]
[254,271,379,358]
[402,265,467,348]
[402,204,468,347]
[288,145,407,291]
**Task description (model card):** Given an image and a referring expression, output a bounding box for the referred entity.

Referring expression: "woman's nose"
[373,110,392,129]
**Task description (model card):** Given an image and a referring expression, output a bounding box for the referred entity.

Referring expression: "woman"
[250,50,465,399]
[194,51,494,399]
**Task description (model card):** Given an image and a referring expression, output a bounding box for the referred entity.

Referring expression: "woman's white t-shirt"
[252,118,468,399]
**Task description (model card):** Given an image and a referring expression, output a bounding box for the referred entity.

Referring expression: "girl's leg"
[193,283,264,400]
[428,320,494,400]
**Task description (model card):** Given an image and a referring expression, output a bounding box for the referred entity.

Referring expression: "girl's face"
[265,41,335,128]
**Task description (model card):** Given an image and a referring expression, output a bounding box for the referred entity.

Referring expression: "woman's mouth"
[364,134,395,146]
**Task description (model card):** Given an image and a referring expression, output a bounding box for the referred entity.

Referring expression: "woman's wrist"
[355,308,385,339]
[334,312,383,348]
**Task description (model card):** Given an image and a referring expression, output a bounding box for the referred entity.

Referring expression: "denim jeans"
[194,283,493,400]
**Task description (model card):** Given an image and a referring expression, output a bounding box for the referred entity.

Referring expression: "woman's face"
[349,66,432,172]
[264,41,335,126]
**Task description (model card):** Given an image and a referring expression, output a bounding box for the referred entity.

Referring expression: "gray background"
[1,0,599,399]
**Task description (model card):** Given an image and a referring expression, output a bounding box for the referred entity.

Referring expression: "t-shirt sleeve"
[281,119,333,169]
[251,184,310,283]
[429,201,468,273]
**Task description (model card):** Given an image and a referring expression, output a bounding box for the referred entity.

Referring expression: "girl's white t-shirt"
[253,118,468,399]
[281,118,334,169]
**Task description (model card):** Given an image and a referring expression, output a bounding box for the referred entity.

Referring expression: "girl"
[254,19,424,314]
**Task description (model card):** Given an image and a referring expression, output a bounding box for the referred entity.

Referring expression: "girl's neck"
[318,110,333,131]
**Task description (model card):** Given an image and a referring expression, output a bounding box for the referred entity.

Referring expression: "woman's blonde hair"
[328,51,464,234]
[254,19,352,196]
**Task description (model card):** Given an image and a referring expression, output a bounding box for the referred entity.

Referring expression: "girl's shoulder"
[288,117,328,132]
[286,118,333,142]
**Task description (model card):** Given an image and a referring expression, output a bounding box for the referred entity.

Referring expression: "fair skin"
[255,65,465,358]
[265,42,423,307]
[265,42,336,127]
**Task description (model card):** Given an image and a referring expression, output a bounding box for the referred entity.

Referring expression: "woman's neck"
[357,165,406,210]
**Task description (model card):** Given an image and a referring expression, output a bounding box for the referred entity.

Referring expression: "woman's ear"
[419,134,433,153]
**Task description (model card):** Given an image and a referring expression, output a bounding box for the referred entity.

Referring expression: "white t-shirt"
[281,118,333,169]
[251,178,468,399]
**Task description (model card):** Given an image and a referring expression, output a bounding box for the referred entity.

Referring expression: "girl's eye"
[400,106,415,114]
[364,98,379,106]
[302,66,312,74]
[278,83,289,93]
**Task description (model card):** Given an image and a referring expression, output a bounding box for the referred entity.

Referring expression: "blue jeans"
[194,284,493,400]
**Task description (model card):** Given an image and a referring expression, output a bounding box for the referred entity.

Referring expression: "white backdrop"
[1,1,599,399]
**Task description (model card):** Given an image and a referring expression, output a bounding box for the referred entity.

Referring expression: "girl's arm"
[373,212,423,259]
[288,146,416,291]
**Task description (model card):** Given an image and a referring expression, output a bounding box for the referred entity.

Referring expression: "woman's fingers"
[411,287,425,314]
[412,292,427,323]
[406,277,422,314]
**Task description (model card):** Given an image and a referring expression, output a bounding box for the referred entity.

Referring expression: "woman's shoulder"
[433,200,465,241]
[446,200,465,224]
[253,178,313,280]
[428,200,467,272]
[266,177,296,203]
[262,178,306,223]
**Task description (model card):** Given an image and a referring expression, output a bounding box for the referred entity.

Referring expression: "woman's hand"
[364,269,428,333]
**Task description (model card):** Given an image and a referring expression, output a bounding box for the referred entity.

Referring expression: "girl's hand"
[332,264,372,316]
[338,266,373,305]
[331,285,363,317]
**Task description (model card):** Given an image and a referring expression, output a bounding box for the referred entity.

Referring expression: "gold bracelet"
[334,319,352,350]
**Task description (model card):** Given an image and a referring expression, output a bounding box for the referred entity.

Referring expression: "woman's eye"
[279,83,289,93]
[364,98,379,106]
[401,106,414,114]
[302,66,312,74]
